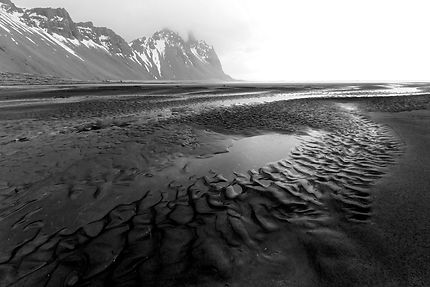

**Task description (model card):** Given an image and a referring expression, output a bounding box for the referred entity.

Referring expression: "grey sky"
[12,0,430,81]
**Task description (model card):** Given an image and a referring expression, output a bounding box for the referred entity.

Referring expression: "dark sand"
[365,109,430,286]
[0,84,429,287]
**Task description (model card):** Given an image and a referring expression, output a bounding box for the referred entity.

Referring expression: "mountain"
[0,0,231,81]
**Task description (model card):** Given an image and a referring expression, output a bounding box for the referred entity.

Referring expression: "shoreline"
[0,89,429,286]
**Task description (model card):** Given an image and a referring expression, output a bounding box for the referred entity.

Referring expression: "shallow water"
[200,84,426,108]
[0,83,425,109]
[178,133,300,180]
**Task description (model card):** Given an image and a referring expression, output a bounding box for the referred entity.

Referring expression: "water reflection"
[177,133,300,180]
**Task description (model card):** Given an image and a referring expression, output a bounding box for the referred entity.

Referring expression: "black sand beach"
[365,109,430,286]
[0,84,429,287]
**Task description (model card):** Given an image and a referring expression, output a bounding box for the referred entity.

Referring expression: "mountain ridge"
[0,0,231,81]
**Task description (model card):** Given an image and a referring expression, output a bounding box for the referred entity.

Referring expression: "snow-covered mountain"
[0,0,231,81]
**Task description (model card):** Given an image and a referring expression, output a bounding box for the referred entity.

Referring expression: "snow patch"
[26,36,36,44]
[130,51,150,72]
[48,33,85,61]
[0,8,34,36]
[53,16,64,22]
[190,47,207,63]
[150,49,162,76]
[29,13,48,21]
[82,38,110,53]
[0,22,10,32]
[67,38,80,46]
[154,39,166,56]
[99,35,109,41]
[77,26,93,35]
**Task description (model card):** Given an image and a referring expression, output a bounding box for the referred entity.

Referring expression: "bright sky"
[13,0,430,81]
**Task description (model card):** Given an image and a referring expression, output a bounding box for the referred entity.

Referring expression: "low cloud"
[14,0,430,81]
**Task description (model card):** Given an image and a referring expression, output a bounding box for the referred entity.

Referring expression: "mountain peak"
[0,0,14,6]
[186,32,211,50]
[22,7,79,39]
[77,21,94,28]
[28,7,71,18]
[0,0,231,81]
[155,28,177,35]
[152,29,183,43]
[0,0,22,13]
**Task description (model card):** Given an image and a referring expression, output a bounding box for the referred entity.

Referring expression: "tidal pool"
[179,133,301,180]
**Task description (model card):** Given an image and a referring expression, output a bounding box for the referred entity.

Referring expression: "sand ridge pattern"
[0,102,403,286]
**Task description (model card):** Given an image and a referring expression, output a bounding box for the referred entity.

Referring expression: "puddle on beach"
[176,133,301,180]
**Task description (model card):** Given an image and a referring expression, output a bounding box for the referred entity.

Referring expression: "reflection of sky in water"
[177,133,300,180]
[202,85,425,107]
[0,84,425,109]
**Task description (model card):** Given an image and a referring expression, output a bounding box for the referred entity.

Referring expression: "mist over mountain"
[0,0,231,81]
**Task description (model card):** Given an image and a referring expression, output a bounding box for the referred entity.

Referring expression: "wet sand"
[0,84,429,287]
[365,109,430,286]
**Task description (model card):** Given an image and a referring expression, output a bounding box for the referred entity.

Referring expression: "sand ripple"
[0,107,403,286]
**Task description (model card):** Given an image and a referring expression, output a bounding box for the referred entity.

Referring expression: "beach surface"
[0,83,429,287]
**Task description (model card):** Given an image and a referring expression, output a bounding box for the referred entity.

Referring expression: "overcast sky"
[13,0,430,81]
